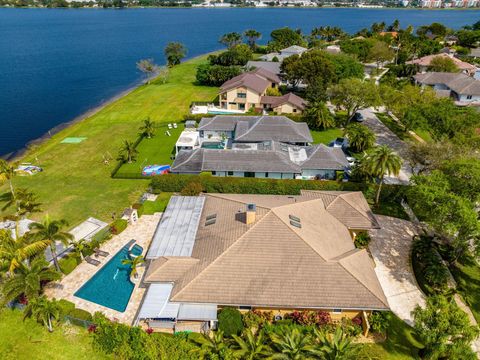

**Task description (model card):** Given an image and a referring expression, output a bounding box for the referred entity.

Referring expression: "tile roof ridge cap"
[205,193,272,210]
[172,149,202,170]
[326,193,374,226]
[337,249,389,307]
[235,116,262,140]
[171,209,274,301]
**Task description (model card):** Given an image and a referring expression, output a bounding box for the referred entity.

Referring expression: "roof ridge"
[203,193,271,210]
[171,209,275,301]
[338,250,389,307]
[235,116,263,140]
[171,149,202,170]
[327,194,374,226]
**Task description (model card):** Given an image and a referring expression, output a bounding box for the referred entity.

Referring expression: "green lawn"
[0,309,109,360]
[450,257,480,323]
[311,128,343,145]
[0,56,218,227]
[358,314,422,359]
[143,192,173,215]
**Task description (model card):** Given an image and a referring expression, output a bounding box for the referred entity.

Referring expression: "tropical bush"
[369,311,391,334]
[110,219,128,235]
[218,307,244,337]
[180,181,204,196]
[69,308,93,321]
[285,310,331,327]
[92,226,112,243]
[58,255,80,275]
[354,232,371,249]
[57,299,76,318]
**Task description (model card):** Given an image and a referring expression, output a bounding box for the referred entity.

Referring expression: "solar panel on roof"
[290,220,302,228]
[289,215,301,223]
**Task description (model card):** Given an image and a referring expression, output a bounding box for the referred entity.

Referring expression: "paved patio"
[369,215,425,326]
[45,213,162,325]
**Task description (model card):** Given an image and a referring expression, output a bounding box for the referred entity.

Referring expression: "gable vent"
[205,214,217,226]
[290,220,302,228]
[289,215,301,223]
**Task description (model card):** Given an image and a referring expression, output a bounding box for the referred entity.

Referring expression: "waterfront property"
[414,72,480,105]
[259,45,308,62]
[406,53,477,76]
[219,68,306,114]
[171,115,348,180]
[136,192,388,333]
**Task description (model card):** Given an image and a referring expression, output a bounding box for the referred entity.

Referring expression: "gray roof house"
[245,61,282,76]
[414,72,480,105]
[197,115,313,144]
[259,45,308,62]
[136,192,387,333]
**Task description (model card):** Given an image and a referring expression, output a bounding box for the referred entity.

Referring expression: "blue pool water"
[74,244,143,312]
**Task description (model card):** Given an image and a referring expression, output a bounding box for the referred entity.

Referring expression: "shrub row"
[110,218,128,235]
[58,299,93,322]
[150,174,371,195]
[58,255,81,275]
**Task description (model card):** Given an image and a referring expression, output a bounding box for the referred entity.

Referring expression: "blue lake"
[1,8,479,156]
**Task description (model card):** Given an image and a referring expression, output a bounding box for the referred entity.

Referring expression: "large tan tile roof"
[148,192,387,310]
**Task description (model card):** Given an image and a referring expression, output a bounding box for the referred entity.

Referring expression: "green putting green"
[61,137,87,144]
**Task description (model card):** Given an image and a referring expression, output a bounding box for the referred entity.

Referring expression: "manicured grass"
[142,192,173,215]
[0,56,218,227]
[358,314,422,360]
[0,309,109,360]
[311,128,343,145]
[450,257,480,323]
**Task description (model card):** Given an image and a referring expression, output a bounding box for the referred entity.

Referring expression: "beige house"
[407,53,477,76]
[136,192,388,333]
[219,68,306,114]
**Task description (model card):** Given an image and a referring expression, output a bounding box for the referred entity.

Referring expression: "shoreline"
[1,6,479,10]
[4,52,214,162]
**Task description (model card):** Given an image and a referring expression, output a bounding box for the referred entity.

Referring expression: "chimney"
[245,203,256,225]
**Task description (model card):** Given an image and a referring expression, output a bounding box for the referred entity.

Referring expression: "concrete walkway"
[369,215,425,326]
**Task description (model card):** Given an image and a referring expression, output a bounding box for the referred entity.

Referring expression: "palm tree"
[139,118,156,139]
[190,330,231,360]
[0,230,51,275]
[121,255,145,279]
[363,145,403,204]
[343,124,376,153]
[269,327,315,359]
[311,327,356,360]
[28,215,73,272]
[0,159,16,198]
[244,29,261,50]
[1,188,42,239]
[303,102,335,130]
[232,328,271,359]
[23,296,60,332]
[119,140,138,163]
[219,32,242,49]
[70,239,87,261]
[2,258,60,305]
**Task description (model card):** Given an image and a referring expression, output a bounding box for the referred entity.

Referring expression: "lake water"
[1,8,479,156]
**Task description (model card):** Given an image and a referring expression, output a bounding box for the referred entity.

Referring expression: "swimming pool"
[74,243,143,312]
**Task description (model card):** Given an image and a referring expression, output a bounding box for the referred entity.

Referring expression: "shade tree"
[164,42,187,67]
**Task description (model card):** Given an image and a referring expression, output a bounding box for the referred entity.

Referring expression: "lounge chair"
[173,123,177,128]
[85,256,101,266]
[94,249,110,257]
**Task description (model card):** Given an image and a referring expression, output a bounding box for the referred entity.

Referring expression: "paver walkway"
[369,215,425,326]
[360,109,412,185]
[45,213,162,325]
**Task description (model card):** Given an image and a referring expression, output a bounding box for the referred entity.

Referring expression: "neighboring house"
[172,115,348,180]
[259,45,308,62]
[324,45,341,55]
[406,53,477,76]
[414,72,480,105]
[175,129,200,155]
[260,93,307,114]
[136,192,388,333]
[219,68,306,114]
[245,60,282,76]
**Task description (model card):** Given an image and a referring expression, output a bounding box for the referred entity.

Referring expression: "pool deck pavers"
[45,213,162,325]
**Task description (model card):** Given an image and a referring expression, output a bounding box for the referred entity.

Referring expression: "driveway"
[360,109,412,184]
[369,215,425,325]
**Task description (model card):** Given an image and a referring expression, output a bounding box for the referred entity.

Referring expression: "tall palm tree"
[343,124,376,153]
[232,328,271,359]
[0,159,16,198]
[121,255,145,279]
[0,230,50,275]
[311,327,356,360]
[364,145,403,204]
[269,327,315,360]
[23,296,60,332]
[189,330,231,360]
[139,118,156,139]
[2,258,60,305]
[1,188,42,239]
[219,32,242,49]
[119,140,138,163]
[244,29,261,50]
[303,102,335,130]
[28,215,73,272]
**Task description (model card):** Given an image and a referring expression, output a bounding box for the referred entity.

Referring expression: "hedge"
[110,218,128,235]
[58,255,80,275]
[150,174,369,195]
[133,203,144,217]
[217,307,244,337]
